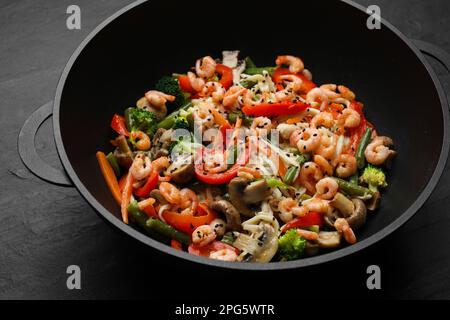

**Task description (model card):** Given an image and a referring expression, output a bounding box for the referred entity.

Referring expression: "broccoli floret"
[173,115,190,130]
[360,165,388,192]
[278,229,307,261]
[155,76,188,110]
[126,107,158,136]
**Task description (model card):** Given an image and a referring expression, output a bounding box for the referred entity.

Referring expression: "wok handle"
[413,40,450,73]
[18,101,73,186]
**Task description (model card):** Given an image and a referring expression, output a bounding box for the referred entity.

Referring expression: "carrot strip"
[96,151,122,205]
[121,171,134,224]
[278,156,287,178]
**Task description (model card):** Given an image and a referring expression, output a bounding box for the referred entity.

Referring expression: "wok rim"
[53,0,450,270]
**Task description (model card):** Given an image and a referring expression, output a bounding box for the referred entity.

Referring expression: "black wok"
[18,0,450,270]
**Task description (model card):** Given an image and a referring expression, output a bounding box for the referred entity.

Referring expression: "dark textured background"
[1,0,450,300]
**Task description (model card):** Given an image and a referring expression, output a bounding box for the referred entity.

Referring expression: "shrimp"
[275,75,303,101]
[296,228,319,241]
[209,248,238,261]
[311,112,334,129]
[313,155,333,176]
[210,218,227,237]
[159,182,181,204]
[144,90,175,109]
[131,130,151,151]
[278,198,306,222]
[306,87,328,110]
[187,71,205,92]
[338,108,361,128]
[364,136,396,165]
[315,133,336,160]
[223,86,247,108]
[292,128,321,153]
[154,156,171,181]
[251,117,272,136]
[172,188,199,214]
[304,198,330,214]
[299,162,324,194]
[129,153,152,181]
[195,56,217,79]
[243,89,269,105]
[238,167,262,180]
[193,101,215,127]
[302,69,313,81]
[320,84,341,100]
[333,154,357,178]
[277,123,298,140]
[338,85,356,101]
[334,218,357,244]
[200,81,225,103]
[315,177,339,200]
[275,55,304,74]
[192,225,217,247]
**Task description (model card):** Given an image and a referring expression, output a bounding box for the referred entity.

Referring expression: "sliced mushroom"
[346,198,366,230]
[114,135,133,168]
[228,177,271,217]
[209,200,242,231]
[305,241,320,257]
[366,191,381,211]
[328,193,367,230]
[150,128,172,159]
[242,180,272,204]
[166,156,194,185]
[317,231,341,248]
[137,96,167,121]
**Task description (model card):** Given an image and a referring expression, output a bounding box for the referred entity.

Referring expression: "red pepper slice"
[163,203,217,234]
[110,114,129,137]
[194,146,249,185]
[242,101,309,117]
[216,64,233,90]
[281,212,324,233]
[178,75,197,94]
[133,169,159,198]
[188,240,238,257]
[272,67,317,93]
[171,239,183,251]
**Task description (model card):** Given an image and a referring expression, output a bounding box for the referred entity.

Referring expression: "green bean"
[106,152,121,177]
[157,102,192,129]
[244,57,256,69]
[283,166,299,185]
[266,178,289,189]
[124,107,134,131]
[146,219,191,245]
[297,153,311,166]
[333,178,374,197]
[128,201,191,245]
[356,128,372,169]
[228,111,253,126]
[243,67,277,75]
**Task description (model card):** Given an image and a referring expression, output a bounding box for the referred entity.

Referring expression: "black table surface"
[1,0,450,300]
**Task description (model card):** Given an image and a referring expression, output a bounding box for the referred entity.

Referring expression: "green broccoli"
[360,165,388,192]
[155,76,188,110]
[278,229,307,261]
[125,107,158,136]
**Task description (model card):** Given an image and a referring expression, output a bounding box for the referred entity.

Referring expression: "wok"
[18,0,450,270]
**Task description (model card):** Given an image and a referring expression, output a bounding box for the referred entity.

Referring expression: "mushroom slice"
[166,155,194,185]
[317,231,341,248]
[242,180,272,204]
[209,200,242,231]
[329,193,367,230]
[346,198,367,230]
[228,177,256,217]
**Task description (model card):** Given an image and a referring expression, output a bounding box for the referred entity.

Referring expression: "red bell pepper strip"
[188,240,238,257]
[178,75,197,94]
[194,146,249,185]
[272,67,317,93]
[216,64,233,90]
[281,212,324,233]
[171,239,183,251]
[242,101,309,117]
[110,114,129,137]
[133,169,159,198]
[163,203,217,234]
